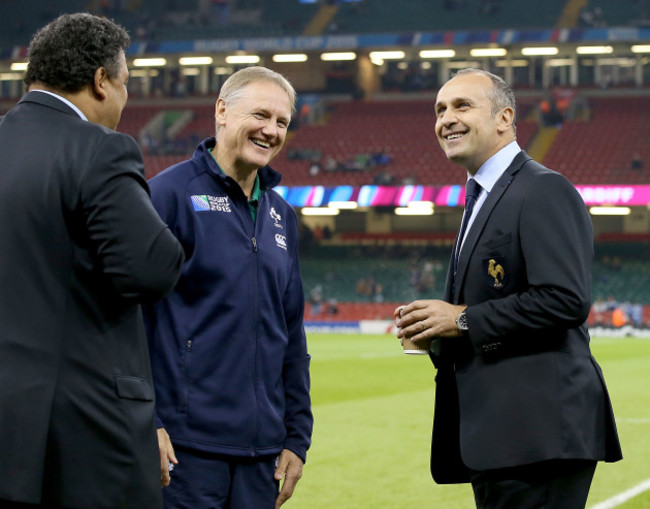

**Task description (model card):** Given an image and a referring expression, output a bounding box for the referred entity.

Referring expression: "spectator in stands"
[355,277,371,297]
[605,294,619,310]
[309,159,321,177]
[325,155,341,172]
[539,94,564,127]
[591,297,608,326]
[309,284,324,315]
[611,306,627,327]
[373,169,396,185]
[326,297,339,316]
[631,152,644,170]
[0,13,184,508]
[372,281,385,302]
[144,66,312,509]
[394,68,621,508]
[417,261,436,295]
[371,148,392,166]
[628,302,644,328]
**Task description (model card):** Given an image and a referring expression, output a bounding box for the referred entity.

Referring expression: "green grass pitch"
[287,333,650,508]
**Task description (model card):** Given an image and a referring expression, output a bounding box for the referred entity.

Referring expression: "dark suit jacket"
[0,91,184,507]
[430,151,622,484]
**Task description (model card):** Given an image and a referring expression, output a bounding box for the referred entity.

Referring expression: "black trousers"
[469,459,597,509]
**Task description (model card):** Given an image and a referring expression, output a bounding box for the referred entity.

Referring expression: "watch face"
[457,312,469,331]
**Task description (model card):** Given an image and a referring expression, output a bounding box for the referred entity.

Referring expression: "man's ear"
[496,106,514,134]
[92,67,108,100]
[215,98,227,128]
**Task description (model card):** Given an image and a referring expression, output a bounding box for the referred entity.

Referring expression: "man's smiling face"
[215,80,292,172]
[434,72,509,174]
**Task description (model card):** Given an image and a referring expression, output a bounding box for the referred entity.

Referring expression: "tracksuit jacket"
[143,137,312,462]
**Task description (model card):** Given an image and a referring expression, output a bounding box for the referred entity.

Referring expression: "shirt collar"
[249,172,262,203]
[30,90,88,121]
[209,146,262,201]
[470,140,520,192]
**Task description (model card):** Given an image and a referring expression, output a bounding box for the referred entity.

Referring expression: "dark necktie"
[453,178,482,277]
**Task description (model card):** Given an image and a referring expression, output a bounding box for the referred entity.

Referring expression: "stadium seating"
[110,94,650,187]
[330,0,568,34]
[300,242,650,325]
[542,96,650,185]
[277,96,538,186]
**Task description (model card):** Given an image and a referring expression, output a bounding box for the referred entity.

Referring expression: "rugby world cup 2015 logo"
[191,195,231,213]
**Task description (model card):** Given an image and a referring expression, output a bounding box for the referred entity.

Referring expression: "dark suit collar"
[19,90,82,118]
[446,150,532,303]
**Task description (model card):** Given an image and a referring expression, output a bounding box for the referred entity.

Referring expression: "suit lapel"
[452,151,531,302]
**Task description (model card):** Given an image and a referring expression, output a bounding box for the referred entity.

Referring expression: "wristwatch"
[456,310,469,332]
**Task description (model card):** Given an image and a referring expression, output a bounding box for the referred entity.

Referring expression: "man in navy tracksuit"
[144,67,312,509]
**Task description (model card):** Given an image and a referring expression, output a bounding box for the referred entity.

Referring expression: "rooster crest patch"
[484,257,507,289]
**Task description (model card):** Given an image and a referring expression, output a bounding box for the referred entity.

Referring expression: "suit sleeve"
[281,222,313,463]
[80,133,184,302]
[465,172,593,345]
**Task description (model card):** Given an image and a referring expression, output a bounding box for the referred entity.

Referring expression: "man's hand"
[394,300,467,348]
[157,428,178,487]
[274,449,304,508]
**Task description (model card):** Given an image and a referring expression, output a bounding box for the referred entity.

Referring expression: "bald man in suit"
[395,69,621,509]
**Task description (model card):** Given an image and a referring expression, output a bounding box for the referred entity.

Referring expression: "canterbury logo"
[275,234,287,250]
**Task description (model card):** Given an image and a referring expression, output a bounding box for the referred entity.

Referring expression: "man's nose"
[261,119,278,137]
[438,109,456,126]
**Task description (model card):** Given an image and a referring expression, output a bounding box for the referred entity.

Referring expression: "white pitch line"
[617,417,650,424]
[590,479,650,509]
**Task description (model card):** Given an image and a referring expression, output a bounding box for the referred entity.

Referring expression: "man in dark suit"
[0,13,184,509]
[395,68,622,508]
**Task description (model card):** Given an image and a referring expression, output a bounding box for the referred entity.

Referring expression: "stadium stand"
[328,0,568,34]
[542,96,650,185]
[273,96,539,186]
[2,1,648,330]
[1,0,635,48]
[94,93,650,187]
[300,242,650,327]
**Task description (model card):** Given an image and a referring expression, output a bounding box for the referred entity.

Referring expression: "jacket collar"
[19,90,82,119]
[194,137,283,191]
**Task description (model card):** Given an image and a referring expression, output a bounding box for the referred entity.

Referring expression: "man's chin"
[445,151,464,164]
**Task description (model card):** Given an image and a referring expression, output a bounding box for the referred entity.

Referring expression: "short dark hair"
[24,13,130,93]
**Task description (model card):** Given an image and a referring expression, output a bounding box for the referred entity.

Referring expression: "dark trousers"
[470,459,597,509]
[163,446,279,509]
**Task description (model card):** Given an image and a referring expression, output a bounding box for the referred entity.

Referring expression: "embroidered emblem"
[270,207,283,228]
[275,233,287,250]
[191,195,231,213]
[484,257,507,289]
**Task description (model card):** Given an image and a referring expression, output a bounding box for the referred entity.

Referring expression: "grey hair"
[452,68,517,134]
[216,66,296,136]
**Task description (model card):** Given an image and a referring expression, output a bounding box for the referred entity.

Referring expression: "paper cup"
[402,337,429,355]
